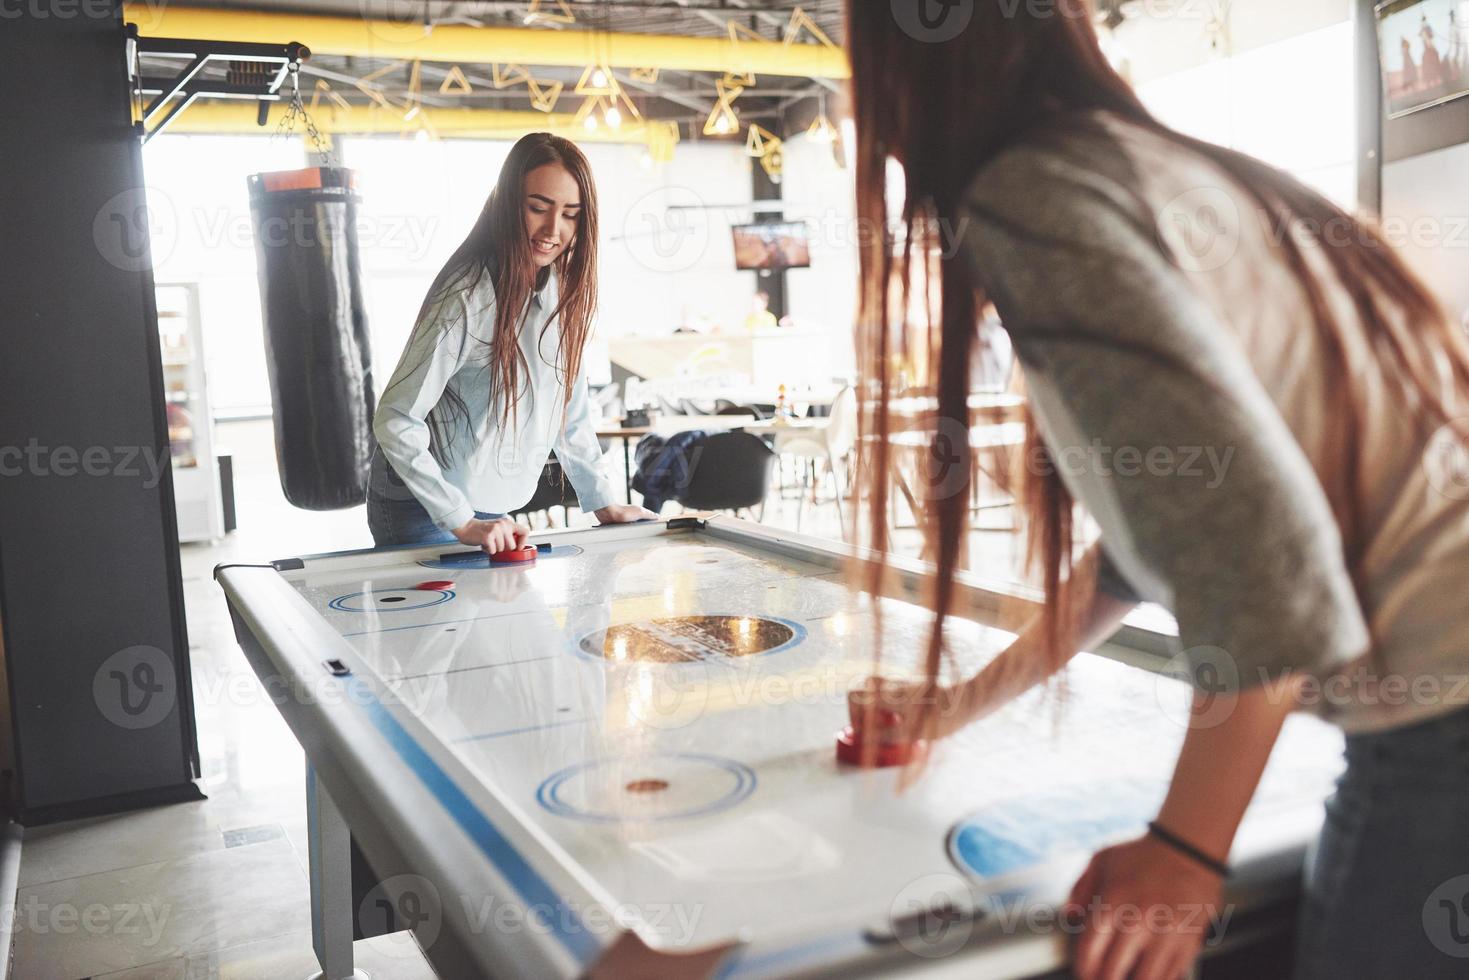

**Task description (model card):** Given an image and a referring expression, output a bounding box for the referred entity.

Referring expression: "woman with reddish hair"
[845,3,1469,978]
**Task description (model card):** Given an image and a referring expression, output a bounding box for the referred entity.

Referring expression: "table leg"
[622,437,633,505]
[307,764,368,980]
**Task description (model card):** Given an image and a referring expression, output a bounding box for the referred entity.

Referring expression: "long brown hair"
[846,1,1469,730]
[396,132,599,466]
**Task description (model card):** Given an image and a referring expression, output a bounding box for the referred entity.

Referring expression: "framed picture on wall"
[1377,0,1469,117]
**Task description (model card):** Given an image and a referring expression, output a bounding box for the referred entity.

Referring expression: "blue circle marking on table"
[948,778,1166,880]
[536,753,758,823]
[417,544,584,570]
[329,589,456,613]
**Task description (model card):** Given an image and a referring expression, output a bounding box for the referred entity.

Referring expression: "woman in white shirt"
[370,133,652,550]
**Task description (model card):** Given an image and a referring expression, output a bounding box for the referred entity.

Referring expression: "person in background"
[743,289,779,332]
[843,2,1469,978]
[370,132,654,550]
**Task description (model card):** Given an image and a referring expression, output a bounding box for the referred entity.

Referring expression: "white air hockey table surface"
[215,516,1344,980]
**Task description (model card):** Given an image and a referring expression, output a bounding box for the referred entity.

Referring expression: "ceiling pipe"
[122,4,850,79]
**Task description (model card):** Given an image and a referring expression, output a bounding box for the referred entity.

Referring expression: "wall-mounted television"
[731,221,812,270]
[1377,0,1469,117]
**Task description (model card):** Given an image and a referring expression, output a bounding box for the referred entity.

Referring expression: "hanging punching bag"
[247,166,375,510]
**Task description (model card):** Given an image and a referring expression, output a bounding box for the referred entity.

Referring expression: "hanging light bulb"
[807,93,836,144]
[605,103,622,129]
[584,110,598,132]
[592,68,608,88]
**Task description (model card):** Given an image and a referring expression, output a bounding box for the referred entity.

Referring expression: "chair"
[673,431,776,517]
[772,386,858,534]
[715,399,765,420]
[511,454,581,527]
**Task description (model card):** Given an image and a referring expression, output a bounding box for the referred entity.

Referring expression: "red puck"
[415,580,455,591]
[835,726,922,768]
[490,545,537,565]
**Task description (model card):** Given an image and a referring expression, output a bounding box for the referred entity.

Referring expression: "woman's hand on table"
[594,504,658,525]
[453,517,529,553]
[1066,834,1225,980]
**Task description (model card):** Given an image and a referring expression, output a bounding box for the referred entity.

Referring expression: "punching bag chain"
[273,64,338,167]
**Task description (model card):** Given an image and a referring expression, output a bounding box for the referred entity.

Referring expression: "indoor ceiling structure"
[127,0,850,166]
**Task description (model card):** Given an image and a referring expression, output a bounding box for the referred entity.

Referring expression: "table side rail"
[216,565,630,978]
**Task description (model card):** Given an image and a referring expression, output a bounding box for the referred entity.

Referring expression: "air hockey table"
[215,515,1345,980]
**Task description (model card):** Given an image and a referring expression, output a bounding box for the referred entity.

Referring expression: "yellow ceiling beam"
[157,100,671,144]
[122,4,850,80]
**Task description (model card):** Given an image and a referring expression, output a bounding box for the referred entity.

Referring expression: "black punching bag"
[247,167,375,510]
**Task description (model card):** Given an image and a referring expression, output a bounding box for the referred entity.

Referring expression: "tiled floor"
[11,419,1023,979]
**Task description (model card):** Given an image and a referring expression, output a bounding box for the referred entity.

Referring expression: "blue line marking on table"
[328,589,455,613]
[348,676,602,965]
[536,753,758,823]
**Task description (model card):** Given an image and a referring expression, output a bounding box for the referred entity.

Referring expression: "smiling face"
[523,163,582,268]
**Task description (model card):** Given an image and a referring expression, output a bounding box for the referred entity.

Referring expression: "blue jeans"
[367,448,501,547]
[1295,704,1469,978]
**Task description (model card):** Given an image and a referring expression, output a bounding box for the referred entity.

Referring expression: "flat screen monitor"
[1377,0,1469,117]
[732,221,812,270]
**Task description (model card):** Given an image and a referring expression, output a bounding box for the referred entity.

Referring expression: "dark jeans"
[366,448,500,547]
[1295,704,1469,978]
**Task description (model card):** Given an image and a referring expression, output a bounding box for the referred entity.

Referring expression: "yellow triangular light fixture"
[806,114,838,143]
[527,77,564,113]
[354,61,400,109]
[630,66,661,84]
[573,95,610,132]
[760,143,785,180]
[746,124,779,158]
[806,93,837,144]
[493,63,531,89]
[725,19,762,89]
[575,63,622,98]
[525,0,575,25]
[310,79,352,114]
[703,80,742,136]
[439,65,473,95]
[784,7,836,48]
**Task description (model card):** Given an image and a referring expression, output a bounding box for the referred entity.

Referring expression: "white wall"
[1384,143,1469,323]
[1118,0,1352,86]
[143,135,306,417]
[779,133,859,380]
[1136,20,1358,208]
